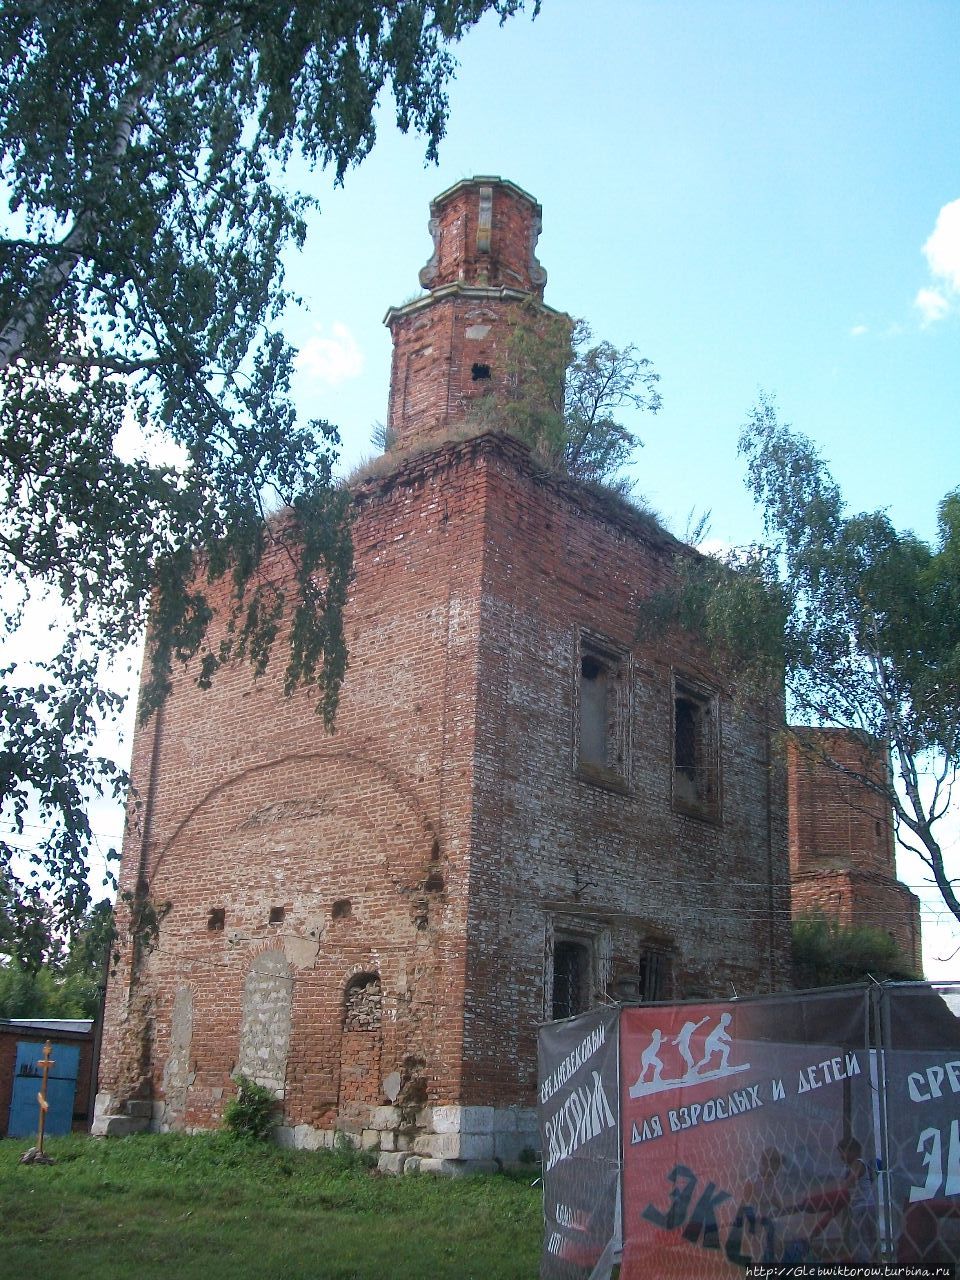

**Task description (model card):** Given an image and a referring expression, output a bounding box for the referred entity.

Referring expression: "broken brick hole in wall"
[207,907,225,931]
[471,362,491,381]
[332,898,351,919]
[425,870,444,892]
[269,906,284,924]
[344,973,382,1031]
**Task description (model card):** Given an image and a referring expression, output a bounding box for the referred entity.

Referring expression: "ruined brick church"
[95,178,919,1169]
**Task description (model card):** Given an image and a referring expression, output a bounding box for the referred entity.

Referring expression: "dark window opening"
[471,362,491,381]
[579,655,610,768]
[424,870,444,893]
[269,906,285,925]
[581,655,605,680]
[674,697,698,777]
[638,949,670,1002]
[332,898,352,919]
[576,635,630,789]
[207,907,225,931]
[673,679,719,818]
[552,939,591,1021]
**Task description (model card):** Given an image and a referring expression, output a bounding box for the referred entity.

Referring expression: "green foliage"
[0,1,532,933]
[792,912,918,988]
[330,1130,379,1171]
[223,1075,279,1142]
[0,959,99,1018]
[0,896,113,1015]
[640,394,960,924]
[0,1132,542,1279]
[465,303,660,490]
[0,870,61,970]
[65,897,117,979]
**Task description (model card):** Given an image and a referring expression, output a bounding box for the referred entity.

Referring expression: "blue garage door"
[8,1041,81,1138]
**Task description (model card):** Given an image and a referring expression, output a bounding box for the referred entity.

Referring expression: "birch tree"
[642,396,960,926]
[0,0,532,937]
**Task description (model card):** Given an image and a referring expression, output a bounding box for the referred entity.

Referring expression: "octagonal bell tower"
[384,176,564,452]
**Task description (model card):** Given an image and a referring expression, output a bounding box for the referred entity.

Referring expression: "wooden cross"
[35,1041,55,1156]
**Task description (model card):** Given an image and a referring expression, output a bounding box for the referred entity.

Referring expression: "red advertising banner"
[619,992,874,1278]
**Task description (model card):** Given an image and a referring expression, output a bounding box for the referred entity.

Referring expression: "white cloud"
[294,322,363,385]
[914,286,951,327]
[850,324,868,337]
[922,198,960,291]
[915,199,960,325]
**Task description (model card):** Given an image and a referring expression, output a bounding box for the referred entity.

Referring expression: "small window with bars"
[608,948,672,1003]
[552,938,592,1021]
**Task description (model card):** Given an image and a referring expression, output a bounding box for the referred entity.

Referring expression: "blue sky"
[18,2,960,975]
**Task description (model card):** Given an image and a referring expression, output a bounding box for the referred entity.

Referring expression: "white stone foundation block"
[492,1107,519,1132]
[430,1105,495,1134]
[276,1124,335,1150]
[369,1105,401,1130]
[377,1152,409,1174]
[414,1131,495,1161]
[93,1115,149,1137]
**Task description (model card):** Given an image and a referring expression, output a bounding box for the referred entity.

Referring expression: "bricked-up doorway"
[337,973,383,1125]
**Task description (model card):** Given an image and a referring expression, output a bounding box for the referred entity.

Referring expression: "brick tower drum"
[384,177,563,451]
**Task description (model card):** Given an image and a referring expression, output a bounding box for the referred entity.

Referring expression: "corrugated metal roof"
[1,1018,93,1034]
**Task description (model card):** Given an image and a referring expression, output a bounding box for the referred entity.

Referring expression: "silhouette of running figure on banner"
[636,1029,666,1084]
[671,1017,709,1075]
[695,1013,733,1073]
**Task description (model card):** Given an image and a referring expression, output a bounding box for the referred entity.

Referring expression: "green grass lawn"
[0,1132,543,1279]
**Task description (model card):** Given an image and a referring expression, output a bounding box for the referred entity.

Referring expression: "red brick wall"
[787,728,921,973]
[418,178,546,295]
[0,1029,15,1132]
[98,433,791,1132]
[462,437,790,1105]
[99,441,490,1130]
[791,870,922,974]
[787,729,895,877]
[385,177,563,453]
